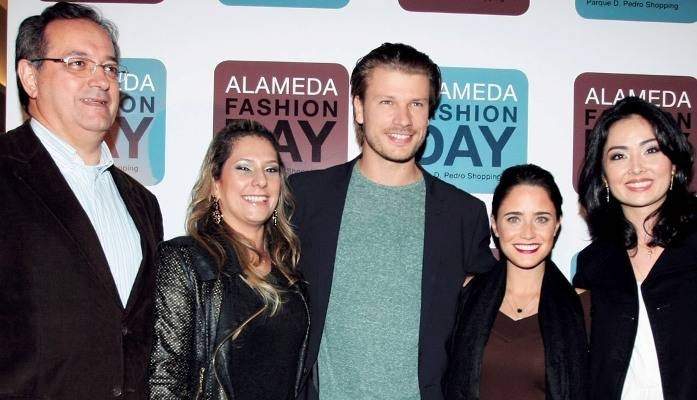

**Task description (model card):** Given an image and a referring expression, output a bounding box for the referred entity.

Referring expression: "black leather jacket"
[148,236,309,400]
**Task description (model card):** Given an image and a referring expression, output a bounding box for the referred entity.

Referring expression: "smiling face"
[353,66,431,166]
[21,18,120,148]
[602,114,675,219]
[213,135,281,240]
[492,184,560,271]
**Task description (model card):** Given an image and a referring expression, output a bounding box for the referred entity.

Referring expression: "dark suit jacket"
[574,231,697,400]
[289,158,496,400]
[0,122,163,399]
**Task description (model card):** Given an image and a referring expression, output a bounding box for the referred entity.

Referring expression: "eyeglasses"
[30,56,127,82]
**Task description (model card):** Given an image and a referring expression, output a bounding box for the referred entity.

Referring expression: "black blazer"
[574,231,697,400]
[0,122,163,399]
[289,158,496,400]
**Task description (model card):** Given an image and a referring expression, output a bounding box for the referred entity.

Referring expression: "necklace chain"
[504,293,539,317]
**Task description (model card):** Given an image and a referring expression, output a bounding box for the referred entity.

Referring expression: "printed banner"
[219,0,348,8]
[107,58,167,186]
[42,0,163,3]
[213,61,349,174]
[572,72,697,191]
[576,0,697,23]
[420,67,528,194]
[399,0,529,15]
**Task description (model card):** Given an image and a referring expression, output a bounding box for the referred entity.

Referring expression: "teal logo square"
[576,0,697,23]
[420,67,528,194]
[108,58,167,186]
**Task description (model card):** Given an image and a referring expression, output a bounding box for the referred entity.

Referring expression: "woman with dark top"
[445,164,588,400]
[148,120,308,400]
[575,96,697,399]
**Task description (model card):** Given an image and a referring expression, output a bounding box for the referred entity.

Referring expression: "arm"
[572,252,591,290]
[576,289,592,340]
[148,243,197,399]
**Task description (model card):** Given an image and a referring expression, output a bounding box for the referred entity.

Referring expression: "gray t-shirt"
[318,165,425,400]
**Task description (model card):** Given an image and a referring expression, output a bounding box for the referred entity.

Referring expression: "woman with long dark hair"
[148,120,308,399]
[445,164,588,400]
[575,96,697,399]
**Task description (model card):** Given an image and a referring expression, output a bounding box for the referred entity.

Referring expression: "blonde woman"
[148,120,308,400]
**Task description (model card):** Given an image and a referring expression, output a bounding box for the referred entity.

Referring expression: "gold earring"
[211,197,222,224]
[670,170,675,191]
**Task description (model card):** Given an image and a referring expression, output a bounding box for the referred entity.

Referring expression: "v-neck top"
[479,312,546,400]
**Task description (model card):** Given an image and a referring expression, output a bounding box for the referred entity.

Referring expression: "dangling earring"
[605,182,610,203]
[670,169,675,191]
[272,209,278,227]
[211,197,222,224]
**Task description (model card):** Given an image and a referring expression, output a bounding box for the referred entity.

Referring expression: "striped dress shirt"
[31,119,142,307]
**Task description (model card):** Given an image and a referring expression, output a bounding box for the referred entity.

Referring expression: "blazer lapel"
[303,159,355,369]
[12,126,123,310]
[110,168,150,313]
[647,232,697,281]
[595,243,639,309]
[419,172,446,342]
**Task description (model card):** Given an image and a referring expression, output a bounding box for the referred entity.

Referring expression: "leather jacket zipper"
[211,305,266,400]
[195,367,205,400]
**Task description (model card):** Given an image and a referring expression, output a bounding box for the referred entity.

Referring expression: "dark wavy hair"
[350,42,441,145]
[491,164,563,249]
[15,2,120,112]
[578,96,697,249]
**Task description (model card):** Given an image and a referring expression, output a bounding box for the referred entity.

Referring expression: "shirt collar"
[31,118,114,174]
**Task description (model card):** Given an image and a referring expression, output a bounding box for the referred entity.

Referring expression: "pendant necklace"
[504,293,539,316]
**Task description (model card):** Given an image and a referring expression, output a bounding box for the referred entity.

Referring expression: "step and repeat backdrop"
[5,0,697,278]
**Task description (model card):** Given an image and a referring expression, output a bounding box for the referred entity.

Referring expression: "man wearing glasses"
[0,3,162,399]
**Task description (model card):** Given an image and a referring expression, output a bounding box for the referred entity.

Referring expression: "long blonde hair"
[186,120,300,314]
